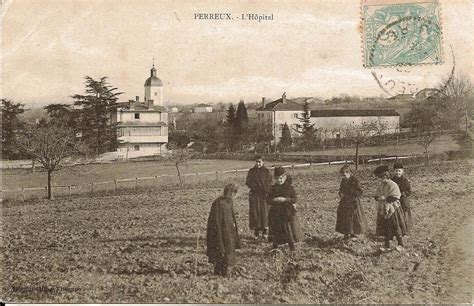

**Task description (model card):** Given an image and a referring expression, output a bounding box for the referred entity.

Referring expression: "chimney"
[262,97,266,108]
[136,96,139,102]
[128,99,134,109]
[148,99,154,108]
[282,92,287,104]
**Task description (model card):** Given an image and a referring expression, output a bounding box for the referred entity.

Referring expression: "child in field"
[206,183,241,276]
[336,165,367,240]
[246,155,272,239]
[373,165,407,251]
[267,167,303,251]
[391,162,413,233]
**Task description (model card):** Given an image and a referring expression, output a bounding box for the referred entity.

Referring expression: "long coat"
[206,185,241,266]
[246,166,272,230]
[392,175,413,233]
[267,176,304,245]
[375,179,407,239]
[335,176,368,235]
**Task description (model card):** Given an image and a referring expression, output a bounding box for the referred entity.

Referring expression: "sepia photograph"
[2,0,473,303]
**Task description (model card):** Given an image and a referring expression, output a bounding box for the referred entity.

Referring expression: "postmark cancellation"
[361,0,443,68]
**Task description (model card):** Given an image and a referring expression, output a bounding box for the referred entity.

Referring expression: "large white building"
[194,104,213,113]
[111,65,168,158]
[256,93,304,144]
[310,109,400,139]
[256,93,400,144]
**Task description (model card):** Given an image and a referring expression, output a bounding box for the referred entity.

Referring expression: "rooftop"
[115,102,167,112]
[257,94,304,111]
[310,109,399,117]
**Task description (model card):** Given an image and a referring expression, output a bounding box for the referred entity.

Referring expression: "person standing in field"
[246,155,272,239]
[206,183,241,276]
[391,162,413,234]
[335,165,368,240]
[373,165,407,251]
[267,166,303,251]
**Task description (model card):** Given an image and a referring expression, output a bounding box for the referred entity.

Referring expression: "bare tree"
[417,131,437,165]
[18,124,86,199]
[437,73,473,133]
[341,121,384,169]
[165,143,191,186]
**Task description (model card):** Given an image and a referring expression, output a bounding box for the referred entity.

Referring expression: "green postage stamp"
[361,0,443,68]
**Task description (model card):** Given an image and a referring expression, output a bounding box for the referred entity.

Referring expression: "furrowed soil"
[3,160,473,303]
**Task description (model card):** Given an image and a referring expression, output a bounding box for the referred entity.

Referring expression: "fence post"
[215,171,219,181]
[135,178,138,190]
[21,187,25,201]
[114,179,118,191]
[155,176,158,185]
[91,182,94,194]
[45,186,48,197]
[291,165,295,174]
[68,185,72,195]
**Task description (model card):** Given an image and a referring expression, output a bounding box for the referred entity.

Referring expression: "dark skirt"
[249,191,269,230]
[377,207,407,239]
[335,199,367,235]
[268,205,304,245]
[400,197,412,233]
[403,209,412,234]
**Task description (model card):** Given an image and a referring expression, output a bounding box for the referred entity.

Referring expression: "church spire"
[151,57,157,77]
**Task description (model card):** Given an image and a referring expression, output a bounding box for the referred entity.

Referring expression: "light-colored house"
[194,104,213,113]
[111,65,168,158]
[310,109,400,139]
[256,93,304,144]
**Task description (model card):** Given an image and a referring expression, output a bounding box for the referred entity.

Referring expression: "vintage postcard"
[2,0,473,304]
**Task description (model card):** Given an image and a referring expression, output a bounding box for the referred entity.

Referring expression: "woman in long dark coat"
[206,183,241,276]
[267,166,303,251]
[246,156,272,239]
[336,165,368,239]
[391,162,413,233]
[373,165,407,251]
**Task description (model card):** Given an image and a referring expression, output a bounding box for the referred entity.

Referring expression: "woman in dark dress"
[335,165,368,239]
[206,183,241,276]
[391,162,413,233]
[246,156,273,239]
[267,166,304,251]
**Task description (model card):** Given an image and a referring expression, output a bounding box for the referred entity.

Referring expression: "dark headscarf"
[274,166,286,177]
[374,165,390,178]
[223,183,238,199]
[393,162,404,169]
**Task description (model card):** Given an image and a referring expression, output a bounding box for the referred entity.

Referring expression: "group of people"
[206,156,412,276]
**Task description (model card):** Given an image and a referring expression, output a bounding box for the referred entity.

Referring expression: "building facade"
[310,109,400,139]
[256,93,304,144]
[194,104,213,113]
[111,65,168,158]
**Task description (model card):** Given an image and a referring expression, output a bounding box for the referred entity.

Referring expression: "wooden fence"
[2,155,428,201]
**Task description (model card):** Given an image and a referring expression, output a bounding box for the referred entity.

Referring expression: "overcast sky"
[2,0,473,106]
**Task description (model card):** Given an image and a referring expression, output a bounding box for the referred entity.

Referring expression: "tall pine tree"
[71,77,122,155]
[44,103,78,129]
[294,100,317,151]
[280,123,293,152]
[235,99,249,150]
[225,103,237,151]
[1,99,25,159]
